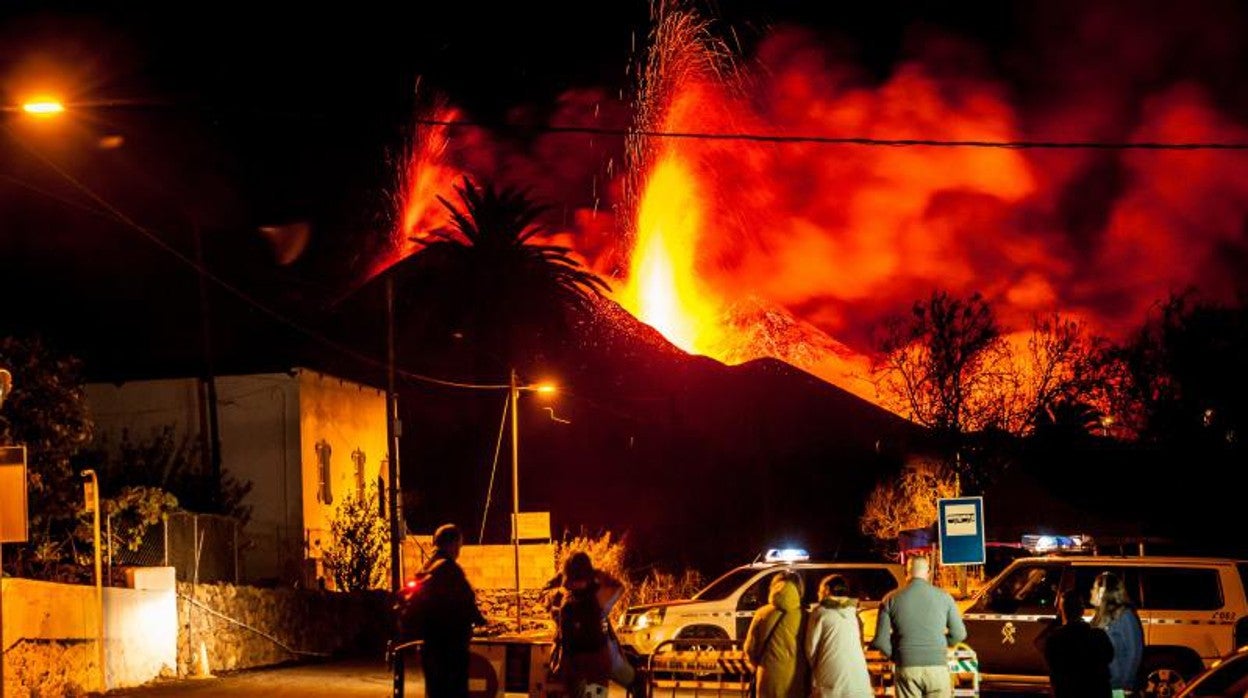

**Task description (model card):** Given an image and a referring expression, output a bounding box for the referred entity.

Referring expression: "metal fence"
[110,511,239,584]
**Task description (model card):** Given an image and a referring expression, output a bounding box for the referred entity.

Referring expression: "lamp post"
[80,469,105,692]
[508,370,555,632]
[0,368,10,698]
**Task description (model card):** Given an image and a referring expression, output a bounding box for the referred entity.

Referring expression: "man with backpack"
[555,552,625,698]
[406,524,486,698]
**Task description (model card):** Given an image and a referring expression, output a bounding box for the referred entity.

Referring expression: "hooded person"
[744,571,808,698]
[804,574,872,698]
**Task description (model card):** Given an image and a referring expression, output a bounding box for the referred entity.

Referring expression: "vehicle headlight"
[634,608,666,630]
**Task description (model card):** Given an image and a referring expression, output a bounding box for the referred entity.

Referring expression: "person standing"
[1091,572,1144,698]
[1041,589,1113,698]
[871,556,966,698]
[744,571,807,698]
[415,524,486,698]
[556,551,626,698]
[804,574,872,698]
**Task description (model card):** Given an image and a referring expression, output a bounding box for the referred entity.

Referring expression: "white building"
[86,368,388,586]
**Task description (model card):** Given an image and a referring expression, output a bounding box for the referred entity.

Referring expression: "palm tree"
[399,178,609,368]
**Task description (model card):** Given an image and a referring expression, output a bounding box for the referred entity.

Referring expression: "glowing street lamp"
[21,99,65,117]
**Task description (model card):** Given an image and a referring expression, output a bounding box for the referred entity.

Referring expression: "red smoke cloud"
[387,4,1248,369]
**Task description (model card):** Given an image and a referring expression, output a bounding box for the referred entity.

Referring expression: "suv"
[616,557,904,656]
[964,556,1248,696]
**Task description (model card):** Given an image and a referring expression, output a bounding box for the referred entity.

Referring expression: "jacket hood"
[769,578,801,611]
[819,596,858,611]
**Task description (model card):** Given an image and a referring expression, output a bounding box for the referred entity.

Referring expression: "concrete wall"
[403,537,556,591]
[296,369,387,586]
[1,569,177,696]
[176,582,389,674]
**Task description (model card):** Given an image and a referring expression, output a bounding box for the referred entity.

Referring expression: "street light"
[508,370,556,631]
[20,99,65,117]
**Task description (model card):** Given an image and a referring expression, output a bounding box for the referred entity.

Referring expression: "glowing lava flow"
[617,157,724,355]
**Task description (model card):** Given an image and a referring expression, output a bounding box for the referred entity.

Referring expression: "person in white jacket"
[804,574,873,698]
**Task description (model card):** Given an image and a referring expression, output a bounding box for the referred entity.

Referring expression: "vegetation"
[321,483,390,591]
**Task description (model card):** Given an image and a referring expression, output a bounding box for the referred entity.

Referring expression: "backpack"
[560,586,607,654]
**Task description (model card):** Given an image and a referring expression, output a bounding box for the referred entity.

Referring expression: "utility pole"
[82,470,104,692]
[192,224,222,507]
[385,275,403,592]
[510,369,522,632]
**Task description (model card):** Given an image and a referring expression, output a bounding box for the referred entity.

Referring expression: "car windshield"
[694,568,760,601]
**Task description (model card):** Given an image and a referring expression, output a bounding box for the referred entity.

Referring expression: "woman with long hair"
[1090,572,1144,698]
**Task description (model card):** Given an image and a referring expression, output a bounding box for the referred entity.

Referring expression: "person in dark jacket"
[1091,572,1144,698]
[1042,589,1113,698]
[415,524,486,698]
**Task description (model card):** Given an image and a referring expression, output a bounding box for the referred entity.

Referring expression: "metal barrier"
[645,639,752,698]
[388,636,558,698]
[866,644,979,697]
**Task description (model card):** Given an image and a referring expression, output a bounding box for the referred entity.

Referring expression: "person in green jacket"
[744,571,808,698]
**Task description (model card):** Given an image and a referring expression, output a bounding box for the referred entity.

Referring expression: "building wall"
[296,369,388,586]
[215,374,303,584]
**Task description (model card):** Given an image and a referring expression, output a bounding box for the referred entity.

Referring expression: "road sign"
[510,512,550,542]
[0,445,28,543]
[938,496,985,566]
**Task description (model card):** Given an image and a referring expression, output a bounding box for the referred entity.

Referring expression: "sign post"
[938,496,986,566]
[1,444,29,698]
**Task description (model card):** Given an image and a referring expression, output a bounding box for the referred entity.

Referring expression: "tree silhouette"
[398,178,609,369]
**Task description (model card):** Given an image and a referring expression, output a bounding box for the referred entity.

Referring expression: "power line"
[413,117,1248,151]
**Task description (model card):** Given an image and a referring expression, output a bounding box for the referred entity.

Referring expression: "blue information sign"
[937,497,985,566]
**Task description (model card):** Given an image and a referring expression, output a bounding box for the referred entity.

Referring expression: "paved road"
[108,657,414,697]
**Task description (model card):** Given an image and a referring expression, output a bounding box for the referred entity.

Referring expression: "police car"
[963,555,1248,696]
[616,549,904,656]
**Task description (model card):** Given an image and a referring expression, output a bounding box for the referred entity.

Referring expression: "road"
[108,658,413,697]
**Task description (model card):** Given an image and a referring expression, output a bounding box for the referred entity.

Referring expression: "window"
[1069,566,1142,609]
[315,440,333,505]
[804,568,900,604]
[1141,568,1223,610]
[351,448,367,499]
[694,568,760,602]
[976,563,1063,614]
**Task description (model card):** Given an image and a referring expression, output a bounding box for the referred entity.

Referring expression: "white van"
[617,551,904,656]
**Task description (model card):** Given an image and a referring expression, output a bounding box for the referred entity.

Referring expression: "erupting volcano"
[386,3,1248,405]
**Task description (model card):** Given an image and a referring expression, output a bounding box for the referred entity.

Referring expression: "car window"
[695,568,760,601]
[1068,566,1142,608]
[838,569,901,603]
[737,573,777,611]
[1183,652,1248,696]
[1140,568,1223,610]
[974,563,1063,614]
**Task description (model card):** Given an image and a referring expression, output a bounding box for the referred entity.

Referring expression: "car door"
[736,571,776,640]
[964,561,1065,676]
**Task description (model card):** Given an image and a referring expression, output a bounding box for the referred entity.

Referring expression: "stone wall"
[176,582,390,675]
[476,589,556,637]
[2,640,97,698]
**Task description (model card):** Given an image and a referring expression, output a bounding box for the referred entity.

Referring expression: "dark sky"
[1,1,1244,378]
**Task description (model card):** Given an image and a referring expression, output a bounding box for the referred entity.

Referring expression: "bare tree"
[873,291,1012,435]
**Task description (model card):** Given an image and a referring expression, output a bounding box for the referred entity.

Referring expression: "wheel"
[1140,658,1190,698]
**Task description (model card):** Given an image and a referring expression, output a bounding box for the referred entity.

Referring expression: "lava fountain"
[615,9,735,358]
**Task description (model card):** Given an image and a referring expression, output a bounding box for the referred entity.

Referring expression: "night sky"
[3,1,1247,563]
